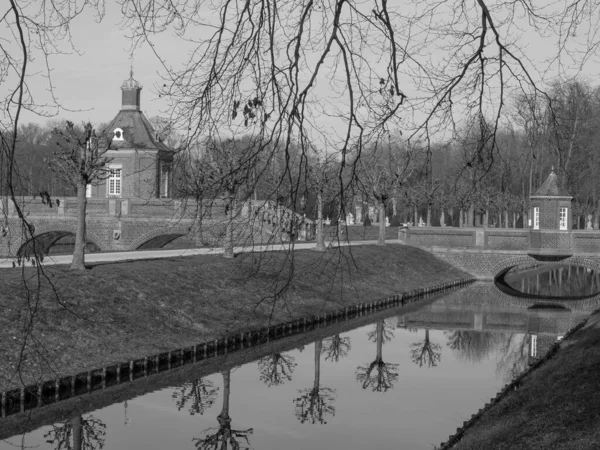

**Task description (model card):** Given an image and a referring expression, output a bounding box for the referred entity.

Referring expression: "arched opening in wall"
[136,234,188,250]
[17,232,101,257]
[495,263,600,300]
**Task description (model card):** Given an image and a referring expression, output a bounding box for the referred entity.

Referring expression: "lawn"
[0,243,468,391]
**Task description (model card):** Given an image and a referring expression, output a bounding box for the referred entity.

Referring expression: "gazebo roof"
[104,109,171,152]
[532,169,571,198]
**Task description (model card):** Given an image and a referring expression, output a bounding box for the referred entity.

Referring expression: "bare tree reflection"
[257,352,297,386]
[193,369,253,449]
[172,378,219,415]
[293,340,336,424]
[322,334,351,363]
[356,320,399,392]
[44,415,106,450]
[410,329,442,368]
[446,330,503,364]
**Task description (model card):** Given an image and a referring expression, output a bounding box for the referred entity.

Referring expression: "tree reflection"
[322,334,351,362]
[193,369,253,449]
[172,378,219,415]
[44,415,106,450]
[356,320,399,392]
[410,329,442,368]
[446,330,503,364]
[293,340,336,424]
[496,333,530,382]
[257,352,297,386]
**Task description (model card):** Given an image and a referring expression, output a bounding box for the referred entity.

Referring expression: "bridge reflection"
[395,282,600,367]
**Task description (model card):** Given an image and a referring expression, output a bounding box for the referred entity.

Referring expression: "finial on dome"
[551,165,554,173]
[122,67,141,90]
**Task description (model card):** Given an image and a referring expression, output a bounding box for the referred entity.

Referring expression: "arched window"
[113,128,124,141]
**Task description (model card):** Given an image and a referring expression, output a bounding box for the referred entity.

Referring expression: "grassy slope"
[0,244,468,391]
[452,315,600,450]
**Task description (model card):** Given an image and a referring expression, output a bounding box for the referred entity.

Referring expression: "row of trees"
[10,76,600,267]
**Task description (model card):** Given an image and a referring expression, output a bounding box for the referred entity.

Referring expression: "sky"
[8,0,600,138]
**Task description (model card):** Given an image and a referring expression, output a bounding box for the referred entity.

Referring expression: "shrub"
[363,216,372,227]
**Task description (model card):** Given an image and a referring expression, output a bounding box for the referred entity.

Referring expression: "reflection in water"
[504,265,600,297]
[172,378,218,416]
[446,331,503,364]
[356,320,399,392]
[257,353,297,387]
[44,415,106,450]
[3,283,599,450]
[293,340,336,424]
[193,369,253,449]
[410,329,442,368]
[445,331,530,382]
[322,334,351,362]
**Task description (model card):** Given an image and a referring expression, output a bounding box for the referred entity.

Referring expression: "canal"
[1,275,598,450]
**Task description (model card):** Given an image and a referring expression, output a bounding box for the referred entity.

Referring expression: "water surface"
[1,283,596,450]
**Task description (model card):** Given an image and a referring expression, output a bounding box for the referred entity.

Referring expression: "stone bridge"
[399,227,600,280]
[0,197,312,258]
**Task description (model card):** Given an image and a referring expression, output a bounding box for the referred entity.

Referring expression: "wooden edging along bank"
[0,277,475,419]
[438,306,598,450]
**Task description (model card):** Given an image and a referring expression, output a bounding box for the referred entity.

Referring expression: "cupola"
[121,69,142,111]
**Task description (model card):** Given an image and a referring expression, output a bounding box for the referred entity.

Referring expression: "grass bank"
[0,244,469,391]
[448,311,600,450]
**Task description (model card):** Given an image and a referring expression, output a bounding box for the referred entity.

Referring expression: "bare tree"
[44,415,106,450]
[293,340,336,424]
[356,320,398,392]
[193,369,253,450]
[257,352,297,387]
[410,329,442,368]
[48,121,111,269]
[323,334,351,363]
[172,378,219,416]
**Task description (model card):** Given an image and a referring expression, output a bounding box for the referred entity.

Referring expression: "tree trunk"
[426,204,432,226]
[468,204,475,227]
[194,199,204,247]
[439,209,445,227]
[72,416,83,450]
[513,213,517,229]
[378,200,386,245]
[315,191,326,251]
[376,321,383,361]
[459,208,464,228]
[504,211,508,229]
[223,193,235,258]
[71,181,87,270]
[413,205,418,226]
[314,340,322,392]
[218,369,231,424]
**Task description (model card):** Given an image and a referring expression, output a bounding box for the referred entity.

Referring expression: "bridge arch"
[129,226,192,251]
[17,231,103,257]
[490,254,600,280]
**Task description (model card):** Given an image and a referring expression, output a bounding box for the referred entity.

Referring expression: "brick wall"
[404,228,475,247]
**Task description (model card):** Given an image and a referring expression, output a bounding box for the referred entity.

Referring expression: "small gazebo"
[528,168,573,257]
